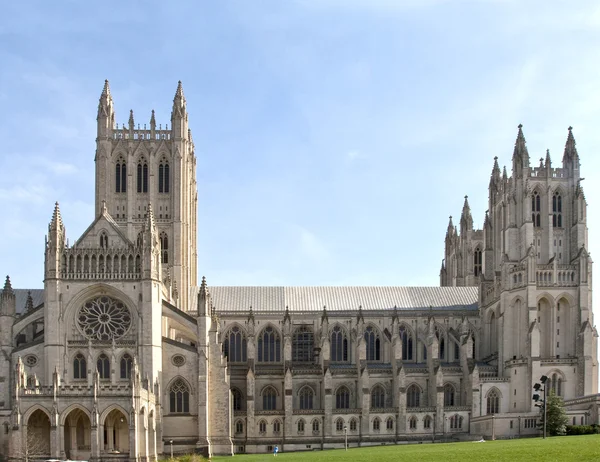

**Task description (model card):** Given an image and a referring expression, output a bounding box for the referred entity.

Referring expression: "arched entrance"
[103,409,129,455]
[64,409,91,460]
[24,409,51,459]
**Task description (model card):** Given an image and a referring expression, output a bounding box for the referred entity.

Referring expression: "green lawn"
[209,435,600,462]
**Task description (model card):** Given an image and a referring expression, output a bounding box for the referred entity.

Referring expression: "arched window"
[115,158,126,193]
[158,159,170,193]
[159,233,169,264]
[224,326,247,363]
[312,419,320,433]
[258,420,267,434]
[73,353,86,380]
[299,386,314,410]
[423,415,432,429]
[273,420,281,434]
[232,388,243,411]
[331,325,348,362]
[297,419,305,433]
[169,379,190,413]
[406,384,420,408]
[409,416,417,430]
[99,232,108,249]
[120,353,133,379]
[336,418,344,432]
[551,373,563,397]
[364,325,381,361]
[444,383,455,406]
[292,327,314,362]
[137,159,148,193]
[262,386,277,411]
[349,418,357,431]
[486,389,500,415]
[371,385,385,409]
[97,354,110,379]
[257,326,281,363]
[372,418,380,431]
[399,325,413,360]
[474,246,482,277]
[235,420,244,434]
[532,190,541,227]
[553,191,562,228]
[386,417,394,430]
[335,386,350,409]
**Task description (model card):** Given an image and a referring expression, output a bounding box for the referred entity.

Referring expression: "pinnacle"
[174,80,185,100]
[129,109,134,127]
[150,109,156,125]
[3,275,12,292]
[101,79,111,97]
[25,291,33,311]
[564,125,578,161]
[50,202,63,229]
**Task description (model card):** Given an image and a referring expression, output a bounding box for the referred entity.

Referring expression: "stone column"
[129,410,138,462]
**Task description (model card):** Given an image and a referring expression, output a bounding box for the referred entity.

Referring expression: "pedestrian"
[274,445,279,456]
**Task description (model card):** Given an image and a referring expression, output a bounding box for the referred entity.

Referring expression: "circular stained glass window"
[25,355,38,367]
[77,296,132,341]
[172,355,186,367]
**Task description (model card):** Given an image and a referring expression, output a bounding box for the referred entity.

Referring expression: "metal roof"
[0,289,45,314]
[208,286,478,313]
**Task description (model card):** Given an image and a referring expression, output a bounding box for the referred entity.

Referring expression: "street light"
[532,375,549,439]
[343,425,348,451]
[169,440,173,459]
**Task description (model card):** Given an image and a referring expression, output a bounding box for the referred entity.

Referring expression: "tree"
[539,389,568,436]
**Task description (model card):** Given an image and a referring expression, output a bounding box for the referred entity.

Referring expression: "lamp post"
[344,425,348,451]
[169,440,173,459]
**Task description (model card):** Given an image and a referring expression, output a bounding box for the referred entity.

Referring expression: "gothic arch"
[99,404,130,426]
[485,386,503,399]
[257,324,282,362]
[220,322,247,342]
[59,404,92,426]
[297,384,316,396]
[260,384,280,397]
[63,284,139,333]
[22,404,51,425]
[555,292,576,307]
[547,369,566,382]
[165,375,194,396]
[535,293,554,305]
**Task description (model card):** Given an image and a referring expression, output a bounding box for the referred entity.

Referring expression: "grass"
[209,435,600,462]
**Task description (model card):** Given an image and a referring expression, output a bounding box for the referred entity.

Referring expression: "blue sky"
[1,0,600,320]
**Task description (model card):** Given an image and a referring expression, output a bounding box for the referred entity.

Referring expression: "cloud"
[297,226,331,263]
[38,158,78,175]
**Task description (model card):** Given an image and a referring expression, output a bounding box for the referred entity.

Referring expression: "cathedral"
[0,81,598,461]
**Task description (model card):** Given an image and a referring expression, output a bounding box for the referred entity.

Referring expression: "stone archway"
[102,409,129,455]
[64,408,91,460]
[24,409,51,459]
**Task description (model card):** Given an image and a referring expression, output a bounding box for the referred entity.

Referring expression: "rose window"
[77,296,132,341]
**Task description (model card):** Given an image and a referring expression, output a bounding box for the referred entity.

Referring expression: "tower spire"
[3,276,12,294]
[460,195,473,234]
[97,79,115,137]
[512,124,529,176]
[49,202,64,232]
[563,126,579,162]
[545,149,552,169]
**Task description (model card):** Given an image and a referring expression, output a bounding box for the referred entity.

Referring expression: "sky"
[1,0,600,323]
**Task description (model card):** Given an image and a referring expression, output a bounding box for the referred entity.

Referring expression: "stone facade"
[0,82,598,461]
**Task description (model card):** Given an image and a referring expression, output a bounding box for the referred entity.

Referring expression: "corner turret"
[0,275,16,317]
[45,202,66,280]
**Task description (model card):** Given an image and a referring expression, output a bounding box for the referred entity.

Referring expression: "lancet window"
[331,325,348,362]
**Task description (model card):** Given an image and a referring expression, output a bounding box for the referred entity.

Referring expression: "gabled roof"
[74,204,131,247]
[208,286,478,313]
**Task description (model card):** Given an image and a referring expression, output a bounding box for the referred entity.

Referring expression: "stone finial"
[101,79,111,97]
[174,80,185,100]
[25,291,33,312]
[150,109,156,128]
[128,110,135,130]
[3,275,13,293]
[563,125,578,162]
[49,202,63,230]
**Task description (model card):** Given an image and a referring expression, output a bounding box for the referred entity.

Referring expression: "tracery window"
[273,420,281,434]
[77,296,132,341]
[99,232,108,249]
[258,326,281,362]
[159,233,169,264]
[371,385,385,409]
[158,159,170,193]
[406,384,420,408]
[137,159,148,193]
[409,416,417,430]
[259,420,267,433]
[349,418,357,431]
[235,420,244,434]
[297,419,305,433]
[262,386,277,411]
[335,386,350,409]
[299,386,314,410]
[336,418,344,432]
[553,192,562,227]
[444,383,455,406]
[372,418,380,431]
[115,158,126,193]
[331,325,348,362]
[120,353,133,379]
[364,325,381,361]
[423,415,432,429]
[169,378,190,413]
[97,354,110,379]
[292,327,314,362]
[73,353,87,380]
[450,414,463,429]
[223,326,247,363]
[386,417,394,430]
[532,190,541,227]
[474,246,482,277]
[399,325,413,360]
[486,389,500,415]
[550,373,562,396]
[312,419,319,433]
